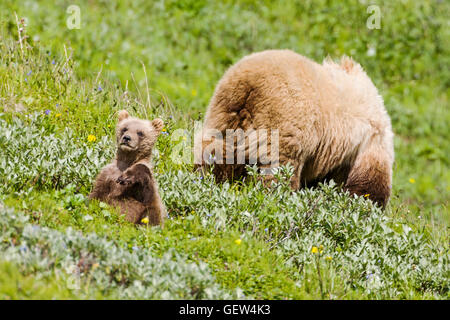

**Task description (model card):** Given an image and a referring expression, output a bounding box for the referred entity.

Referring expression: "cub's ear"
[118,110,130,122]
[151,118,164,131]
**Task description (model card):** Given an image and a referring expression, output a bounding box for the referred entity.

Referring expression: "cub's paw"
[116,174,135,185]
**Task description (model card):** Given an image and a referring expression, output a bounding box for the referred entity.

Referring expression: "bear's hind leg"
[345,145,392,208]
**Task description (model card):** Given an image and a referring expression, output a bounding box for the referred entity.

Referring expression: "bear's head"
[115,110,164,161]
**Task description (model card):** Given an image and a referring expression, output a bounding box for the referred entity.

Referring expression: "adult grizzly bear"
[195,50,394,207]
[90,110,166,225]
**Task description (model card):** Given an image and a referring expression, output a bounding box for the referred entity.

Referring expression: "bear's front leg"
[90,167,115,201]
[116,164,146,186]
[118,164,151,185]
[116,173,136,186]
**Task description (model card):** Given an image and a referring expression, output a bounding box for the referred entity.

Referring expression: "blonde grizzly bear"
[195,49,394,207]
[89,110,166,225]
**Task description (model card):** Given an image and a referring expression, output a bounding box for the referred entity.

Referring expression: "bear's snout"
[119,134,137,151]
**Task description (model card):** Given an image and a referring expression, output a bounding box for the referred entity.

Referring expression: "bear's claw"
[116,175,133,185]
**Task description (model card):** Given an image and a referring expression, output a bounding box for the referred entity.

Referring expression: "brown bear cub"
[89,110,166,225]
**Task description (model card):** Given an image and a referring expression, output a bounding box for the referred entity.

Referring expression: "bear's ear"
[151,118,164,132]
[118,110,130,122]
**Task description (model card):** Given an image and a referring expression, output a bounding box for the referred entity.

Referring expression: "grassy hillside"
[0,0,448,299]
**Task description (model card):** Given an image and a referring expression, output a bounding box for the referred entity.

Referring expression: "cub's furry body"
[90,110,166,225]
[197,50,394,207]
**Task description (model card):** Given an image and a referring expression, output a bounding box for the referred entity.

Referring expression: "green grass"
[0,261,103,300]
[0,0,448,299]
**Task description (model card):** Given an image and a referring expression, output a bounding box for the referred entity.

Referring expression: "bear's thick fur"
[90,110,166,225]
[196,50,394,207]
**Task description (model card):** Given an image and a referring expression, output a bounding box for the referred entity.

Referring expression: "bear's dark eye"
[137,131,144,137]
[121,128,128,133]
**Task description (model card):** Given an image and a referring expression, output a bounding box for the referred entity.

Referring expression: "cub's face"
[116,110,164,158]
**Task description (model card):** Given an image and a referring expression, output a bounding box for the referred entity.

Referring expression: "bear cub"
[89,110,166,226]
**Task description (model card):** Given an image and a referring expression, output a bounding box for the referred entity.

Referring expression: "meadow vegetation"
[0,0,448,299]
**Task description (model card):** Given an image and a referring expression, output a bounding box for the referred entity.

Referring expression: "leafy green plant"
[0,0,448,300]
[0,205,240,299]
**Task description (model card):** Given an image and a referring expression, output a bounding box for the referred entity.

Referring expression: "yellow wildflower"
[141,217,149,224]
[325,256,332,261]
[191,89,197,97]
[311,246,319,254]
[87,135,97,142]
[55,113,62,118]
[235,239,242,245]
[409,178,416,184]
[364,194,370,198]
